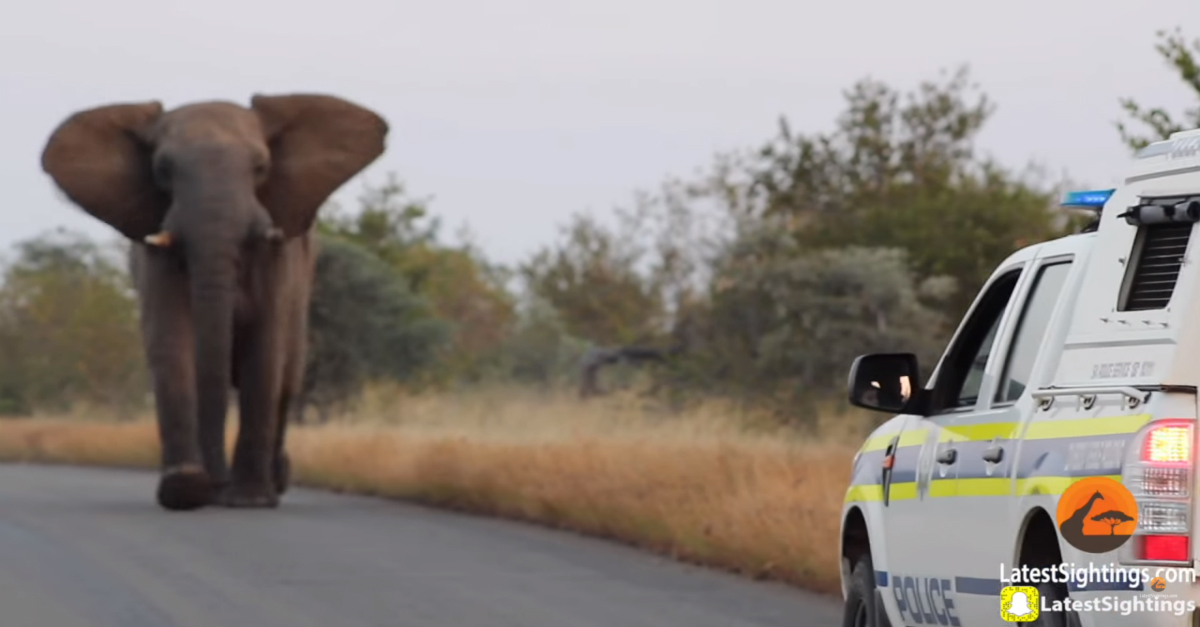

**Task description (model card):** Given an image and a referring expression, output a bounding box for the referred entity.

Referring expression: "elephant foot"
[273,452,291,496]
[157,464,214,511]
[217,482,280,508]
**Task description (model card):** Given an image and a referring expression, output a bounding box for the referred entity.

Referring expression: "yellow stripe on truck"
[844,485,885,502]
[856,413,1151,454]
[1013,475,1124,496]
[1022,414,1151,440]
[846,413,1154,503]
[936,414,1152,443]
[859,435,895,453]
[938,423,1017,442]
[843,475,1126,503]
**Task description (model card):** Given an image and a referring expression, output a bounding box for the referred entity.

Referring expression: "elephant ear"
[40,101,168,241]
[251,94,388,237]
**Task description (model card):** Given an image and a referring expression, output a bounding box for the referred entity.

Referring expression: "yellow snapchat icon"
[1000,586,1039,622]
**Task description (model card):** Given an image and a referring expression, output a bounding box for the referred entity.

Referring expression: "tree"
[0,229,147,415]
[319,173,440,282]
[1091,510,1135,536]
[494,66,1081,417]
[517,182,725,396]
[320,174,516,382]
[298,235,449,421]
[400,243,516,381]
[737,65,1069,320]
[494,293,590,387]
[1117,28,1200,151]
[520,210,667,347]
[537,67,1072,418]
[667,234,952,419]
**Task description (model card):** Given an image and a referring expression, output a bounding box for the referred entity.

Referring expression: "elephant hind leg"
[220,318,282,508]
[273,306,307,496]
[272,445,290,496]
[157,464,214,511]
[272,370,301,495]
[271,390,291,496]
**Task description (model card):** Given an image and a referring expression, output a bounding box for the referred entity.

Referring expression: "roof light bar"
[1061,189,1116,208]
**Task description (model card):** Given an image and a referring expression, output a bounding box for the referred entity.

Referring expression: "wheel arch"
[842,505,871,598]
[1014,506,1065,569]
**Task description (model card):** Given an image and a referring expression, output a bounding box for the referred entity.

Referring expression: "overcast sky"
[2,0,1198,265]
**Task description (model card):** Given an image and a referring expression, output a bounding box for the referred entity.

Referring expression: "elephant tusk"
[144,231,173,247]
[265,227,284,242]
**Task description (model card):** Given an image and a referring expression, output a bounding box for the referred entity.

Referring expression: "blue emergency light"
[1060,189,1115,208]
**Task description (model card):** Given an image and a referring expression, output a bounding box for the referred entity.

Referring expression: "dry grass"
[0,387,872,595]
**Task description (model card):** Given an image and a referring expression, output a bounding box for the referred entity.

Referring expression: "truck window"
[926,268,1022,413]
[994,261,1072,403]
[957,314,1002,406]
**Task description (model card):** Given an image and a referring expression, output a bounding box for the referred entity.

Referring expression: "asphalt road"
[0,464,842,627]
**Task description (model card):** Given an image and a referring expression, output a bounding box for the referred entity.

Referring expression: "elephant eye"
[253,161,269,179]
[152,157,173,189]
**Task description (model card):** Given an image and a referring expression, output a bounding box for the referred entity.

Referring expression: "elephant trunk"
[150,185,280,490]
[188,243,238,486]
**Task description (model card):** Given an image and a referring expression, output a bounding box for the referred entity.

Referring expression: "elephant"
[40,94,388,510]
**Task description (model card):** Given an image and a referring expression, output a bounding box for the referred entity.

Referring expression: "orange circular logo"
[1150,577,1167,592]
[1055,477,1139,554]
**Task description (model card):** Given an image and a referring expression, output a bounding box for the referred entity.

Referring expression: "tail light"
[1124,419,1194,563]
[1143,423,1192,467]
[1138,535,1190,562]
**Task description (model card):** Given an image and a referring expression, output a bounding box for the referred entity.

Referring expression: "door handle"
[881,436,899,507]
[983,445,1005,464]
[936,447,957,465]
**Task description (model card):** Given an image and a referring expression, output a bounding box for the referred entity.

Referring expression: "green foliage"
[751,67,993,217]
[300,235,450,419]
[18,39,1187,422]
[515,66,1074,420]
[0,230,147,415]
[318,172,440,282]
[665,228,952,418]
[740,66,1069,320]
[321,174,516,383]
[520,211,666,347]
[1118,27,1200,151]
[493,295,590,386]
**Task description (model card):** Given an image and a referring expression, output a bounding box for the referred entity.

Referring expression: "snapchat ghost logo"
[1009,592,1033,615]
[1000,586,1039,622]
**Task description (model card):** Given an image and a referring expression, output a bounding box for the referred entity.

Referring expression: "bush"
[298,235,450,420]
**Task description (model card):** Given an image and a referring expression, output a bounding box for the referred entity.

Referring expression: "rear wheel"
[842,553,890,627]
[1018,512,1081,627]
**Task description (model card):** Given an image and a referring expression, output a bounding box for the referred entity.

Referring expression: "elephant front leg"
[137,250,214,511]
[220,321,284,508]
[153,375,213,512]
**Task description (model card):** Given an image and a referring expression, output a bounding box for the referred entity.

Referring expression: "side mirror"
[847,353,922,414]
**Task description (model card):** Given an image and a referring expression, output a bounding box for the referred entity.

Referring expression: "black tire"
[843,553,887,627]
[1030,582,1081,627]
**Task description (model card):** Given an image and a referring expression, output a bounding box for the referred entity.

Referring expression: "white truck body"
[840,129,1200,626]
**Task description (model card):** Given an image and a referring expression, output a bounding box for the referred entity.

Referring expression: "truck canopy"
[1054,131,1200,389]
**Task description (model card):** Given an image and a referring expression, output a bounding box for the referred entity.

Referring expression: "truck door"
[942,256,1076,626]
[882,264,1027,627]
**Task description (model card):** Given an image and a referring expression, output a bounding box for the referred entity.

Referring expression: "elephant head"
[42,94,386,245]
[40,94,387,509]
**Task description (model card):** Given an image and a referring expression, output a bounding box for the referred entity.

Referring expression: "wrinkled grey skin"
[40,95,388,510]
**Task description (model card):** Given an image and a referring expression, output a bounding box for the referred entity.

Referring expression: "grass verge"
[0,388,867,595]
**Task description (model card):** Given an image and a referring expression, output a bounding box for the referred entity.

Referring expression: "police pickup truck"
[841,129,1200,627]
